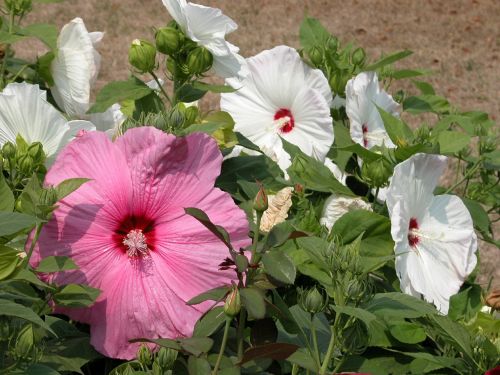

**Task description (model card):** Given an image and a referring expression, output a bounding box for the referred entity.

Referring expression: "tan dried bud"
[260,187,293,233]
[485,289,500,311]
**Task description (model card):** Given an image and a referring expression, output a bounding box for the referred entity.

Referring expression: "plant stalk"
[212,318,231,375]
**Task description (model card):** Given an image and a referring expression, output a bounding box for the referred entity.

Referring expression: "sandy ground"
[19,0,500,287]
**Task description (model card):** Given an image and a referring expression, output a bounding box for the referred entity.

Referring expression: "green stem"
[8,63,28,84]
[250,211,262,267]
[212,318,231,375]
[310,316,322,369]
[444,159,482,194]
[236,308,246,361]
[0,11,15,90]
[25,223,42,266]
[319,323,337,375]
[150,71,172,105]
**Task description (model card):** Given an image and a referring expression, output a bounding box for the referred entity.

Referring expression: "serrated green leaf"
[55,178,91,201]
[53,284,101,307]
[389,322,426,344]
[436,131,471,154]
[0,299,55,335]
[299,17,331,50]
[0,212,38,236]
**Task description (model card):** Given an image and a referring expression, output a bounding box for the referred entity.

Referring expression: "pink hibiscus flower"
[30,127,250,359]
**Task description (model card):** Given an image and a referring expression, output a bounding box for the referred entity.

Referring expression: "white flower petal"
[324,158,347,185]
[346,71,399,149]
[161,0,188,26]
[183,3,237,41]
[0,83,86,162]
[320,194,372,230]
[89,104,125,133]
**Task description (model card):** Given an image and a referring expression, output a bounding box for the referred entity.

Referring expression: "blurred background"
[20,0,500,286]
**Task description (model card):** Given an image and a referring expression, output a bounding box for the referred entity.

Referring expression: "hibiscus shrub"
[0,0,499,374]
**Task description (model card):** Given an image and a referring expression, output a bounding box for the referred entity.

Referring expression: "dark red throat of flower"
[113,215,156,258]
[408,217,419,247]
[274,108,295,133]
[362,124,368,147]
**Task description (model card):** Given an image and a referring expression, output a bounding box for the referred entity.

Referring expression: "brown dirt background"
[21,0,499,288]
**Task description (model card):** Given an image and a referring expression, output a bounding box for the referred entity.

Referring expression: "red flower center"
[408,217,419,247]
[113,215,156,257]
[274,108,295,133]
[362,123,369,147]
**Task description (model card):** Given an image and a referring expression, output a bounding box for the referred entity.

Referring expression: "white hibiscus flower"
[346,71,399,149]
[161,0,247,79]
[320,158,372,230]
[51,18,103,118]
[0,83,95,163]
[221,45,334,173]
[386,153,477,314]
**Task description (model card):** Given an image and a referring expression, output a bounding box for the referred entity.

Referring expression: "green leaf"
[0,31,26,44]
[22,364,61,375]
[19,24,58,50]
[184,207,232,249]
[428,315,475,363]
[299,17,331,50]
[403,94,450,114]
[364,292,438,318]
[341,353,412,375]
[53,284,101,307]
[331,305,378,326]
[0,299,55,334]
[88,77,153,114]
[365,50,413,71]
[388,322,426,344]
[391,69,429,80]
[0,246,20,280]
[36,256,78,273]
[337,143,384,163]
[133,337,213,357]
[193,307,226,337]
[240,287,266,319]
[461,198,491,236]
[282,139,354,196]
[241,343,299,365]
[192,81,236,93]
[412,80,436,95]
[37,51,55,86]
[176,84,206,103]
[0,212,38,236]
[436,131,471,154]
[187,286,230,306]
[262,250,296,284]
[188,356,212,374]
[377,106,414,146]
[55,178,91,201]
[0,174,15,212]
[448,284,482,321]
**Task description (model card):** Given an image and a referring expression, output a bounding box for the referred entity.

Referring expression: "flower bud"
[169,105,185,128]
[361,157,393,188]
[485,289,500,311]
[329,73,347,95]
[326,36,338,53]
[27,142,45,164]
[18,154,34,175]
[351,47,366,66]
[155,27,181,55]
[186,46,213,75]
[307,46,323,66]
[2,141,16,160]
[40,187,58,206]
[184,105,198,126]
[15,324,35,359]
[224,287,241,317]
[136,344,152,366]
[156,347,178,370]
[129,39,157,73]
[253,186,268,213]
[5,0,32,15]
[298,286,328,314]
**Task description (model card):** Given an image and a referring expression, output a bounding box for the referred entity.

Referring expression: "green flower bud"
[169,105,185,128]
[2,141,16,159]
[341,321,368,354]
[137,344,152,366]
[361,157,393,188]
[307,46,323,66]
[15,324,35,359]
[27,142,45,164]
[415,124,431,142]
[298,286,328,314]
[184,105,198,126]
[186,47,213,75]
[253,186,268,213]
[352,47,366,66]
[155,27,181,55]
[129,39,157,73]
[329,72,347,95]
[156,347,178,370]
[5,0,32,16]
[224,287,241,317]
[18,154,34,175]
[326,36,338,53]
[40,187,58,206]
[480,136,496,154]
